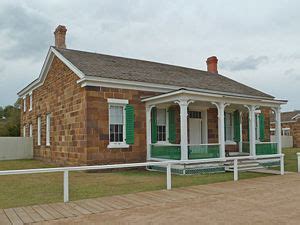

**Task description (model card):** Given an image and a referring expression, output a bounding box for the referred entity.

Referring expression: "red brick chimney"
[206,56,218,74]
[54,25,67,48]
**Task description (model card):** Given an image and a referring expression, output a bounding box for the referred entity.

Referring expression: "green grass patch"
[2,150,299,209]
[282,148,300,172]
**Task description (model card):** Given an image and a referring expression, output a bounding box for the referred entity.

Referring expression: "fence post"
[233,159,238,181]
[64,170,69,203]
[166,163,172,190]
[280,154,285,175]
[297,153,300,173]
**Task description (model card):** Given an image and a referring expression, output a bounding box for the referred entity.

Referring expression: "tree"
[0,100,20,136]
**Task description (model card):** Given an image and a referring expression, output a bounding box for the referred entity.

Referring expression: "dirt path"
[32,173,300,225]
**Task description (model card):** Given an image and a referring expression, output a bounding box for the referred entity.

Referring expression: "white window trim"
[29,124,33,137]
[225,112,234,143]
[37,116,41,146]
[29,92,33,111]
[23,96,26,112]
[107,99,129,149]
[23,125,26,137]
[46,113,51,146]
[255,113,260,142]
[156,107,169,144]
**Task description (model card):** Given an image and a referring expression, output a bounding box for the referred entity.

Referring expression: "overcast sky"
[0,0,299,111]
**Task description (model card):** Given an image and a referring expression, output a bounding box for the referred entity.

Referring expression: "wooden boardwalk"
[1,173,299,225]
[0,187,207,225]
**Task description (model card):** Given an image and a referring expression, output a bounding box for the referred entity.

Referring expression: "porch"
[142,89,285,163]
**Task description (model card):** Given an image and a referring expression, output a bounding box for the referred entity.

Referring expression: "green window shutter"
[151,107,157,143]
[259,113,265,141]
[125,104,134,144]
[168,108,176,143]
[233,110,241,142]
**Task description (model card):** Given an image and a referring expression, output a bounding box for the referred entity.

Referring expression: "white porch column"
[212,102,226,158]
[178,100,189,161]
[146,105,154,160]
[246,105,257,157]
[274,107,282,154]
[239,111,243,153]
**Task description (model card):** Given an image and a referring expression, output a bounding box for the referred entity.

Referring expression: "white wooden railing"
[0,154,285,203]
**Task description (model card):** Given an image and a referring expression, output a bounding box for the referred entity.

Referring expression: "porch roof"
[141,89,287,107]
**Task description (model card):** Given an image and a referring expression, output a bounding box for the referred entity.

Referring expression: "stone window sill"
[107,143,129,149]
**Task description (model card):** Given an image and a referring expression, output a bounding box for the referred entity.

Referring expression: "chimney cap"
[206,56,218,64]
[54,25,67,34]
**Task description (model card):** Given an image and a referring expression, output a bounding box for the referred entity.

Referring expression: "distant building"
[271,110,300,147]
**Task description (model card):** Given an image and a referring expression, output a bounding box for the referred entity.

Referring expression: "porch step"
[225,161,264,172]
[226,166,264,172]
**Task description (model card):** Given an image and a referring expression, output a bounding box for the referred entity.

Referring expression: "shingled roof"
[55,47,274,99]
[270,110,300,123]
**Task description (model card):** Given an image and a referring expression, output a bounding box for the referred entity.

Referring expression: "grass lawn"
[282,147,300,172]
[0,148,299,209]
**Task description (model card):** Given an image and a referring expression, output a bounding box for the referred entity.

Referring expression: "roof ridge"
[53,46,214,74]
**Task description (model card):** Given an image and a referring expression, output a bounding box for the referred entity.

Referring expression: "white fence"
[271,135,293,148]
[0,137,33,160]
[0,154,284,203]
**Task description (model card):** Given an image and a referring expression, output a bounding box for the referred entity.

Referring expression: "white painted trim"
[46,113,51,146]
[142,90,286,108]
[29,124,33,137]
[291,114,300,120]
[51,48,85,78]
[107,143,129,149]
[270,120,296,124]
[29,93,32,111]
[37,116,41,146]
[107,98,129,104]
[18,47,84,97]
[108,103,127,147]
[142,89,286,105]
[78,76,282,102]
[23,96,26,112]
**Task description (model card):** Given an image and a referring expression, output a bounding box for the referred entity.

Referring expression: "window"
[225,112,233,141]
[29,124,33,137]
[37,116,41,145]
[157,109,167,142]
[23,125,26,137]
[23,96,26,112]
[46,114,51,146]
[29,93,32,111]
[109,105,124,143]
[107,98,130,148]
[282,128,290,136]
[189,111,201,119]
[255,114,260,141]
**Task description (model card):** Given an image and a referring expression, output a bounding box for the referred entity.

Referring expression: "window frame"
[29,123,33,137]
[156,108,169,144]
[46,113,51,146]
[255,113,260,142]
[23,125,26,137]
[225,112,234,143]
[107,98,129,149]
[29,92,33,111]
[23,96,26,112]
[37,116,41,146]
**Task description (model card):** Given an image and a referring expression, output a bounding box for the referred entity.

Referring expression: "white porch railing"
[188,143,220,160]
[0,154,285,203]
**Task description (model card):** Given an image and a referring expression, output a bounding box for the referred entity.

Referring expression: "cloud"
[0,2,51,60]
[220,56,269,71]
[284,69,300,81]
